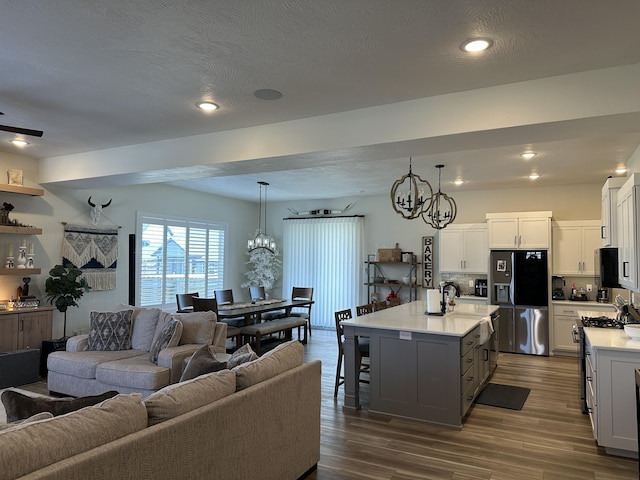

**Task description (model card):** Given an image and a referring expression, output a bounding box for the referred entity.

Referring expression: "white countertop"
[340,301,499,337]
[584,327,640,353]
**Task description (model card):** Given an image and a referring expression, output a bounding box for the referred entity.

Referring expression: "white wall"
[267,182,603,301]
[0,148,608,336]
[0,151,257,337]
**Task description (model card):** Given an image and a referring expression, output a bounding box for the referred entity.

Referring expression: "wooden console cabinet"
[0,307,54,351]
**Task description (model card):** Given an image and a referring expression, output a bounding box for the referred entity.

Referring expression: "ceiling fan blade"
[0,124,44,137]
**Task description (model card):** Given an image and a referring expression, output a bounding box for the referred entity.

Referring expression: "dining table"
[216,298,314,326]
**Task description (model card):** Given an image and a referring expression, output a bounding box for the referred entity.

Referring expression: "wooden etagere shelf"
[0,268,41,276]
[0,184,44,196]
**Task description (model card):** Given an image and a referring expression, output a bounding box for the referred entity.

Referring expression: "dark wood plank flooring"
[303,328,638,480]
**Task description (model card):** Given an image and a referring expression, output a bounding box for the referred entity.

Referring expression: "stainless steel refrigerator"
[489,250,549,356]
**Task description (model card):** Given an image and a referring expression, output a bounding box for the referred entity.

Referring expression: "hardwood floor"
[303,328,638,480]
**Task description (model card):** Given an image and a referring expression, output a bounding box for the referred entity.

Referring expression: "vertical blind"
[282,216,364,329]
[137,212,226,310]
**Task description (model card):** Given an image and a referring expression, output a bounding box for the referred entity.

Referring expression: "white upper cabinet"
[486,212,552,249]
[552,220,601,275]
[616,174,639,291]
[439,224,488,273]
[601,177,626,247]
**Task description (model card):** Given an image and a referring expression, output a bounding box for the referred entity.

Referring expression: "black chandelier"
[390,160,457,229]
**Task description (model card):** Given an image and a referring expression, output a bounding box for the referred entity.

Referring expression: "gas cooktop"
[581,316,625,329]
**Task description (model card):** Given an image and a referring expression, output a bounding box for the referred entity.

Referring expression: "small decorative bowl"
[372,277,385,283]
[624,324,640,340]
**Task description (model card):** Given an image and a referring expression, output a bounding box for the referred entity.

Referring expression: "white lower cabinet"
[585,330,640,455]
[552,302,614,355]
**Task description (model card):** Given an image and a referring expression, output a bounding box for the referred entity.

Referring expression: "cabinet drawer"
[461,380,475,415]
[555,306,579,317]
[461,328,478,355]
[461,348,474,374]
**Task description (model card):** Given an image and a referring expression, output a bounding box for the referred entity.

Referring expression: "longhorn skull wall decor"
[87,196,112,225]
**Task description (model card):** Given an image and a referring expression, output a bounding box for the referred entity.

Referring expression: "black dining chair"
[214,289,246,327]
[192,296,241,348]
[176,292,199,313]
[290,287,314,335]
[334,308,370,398]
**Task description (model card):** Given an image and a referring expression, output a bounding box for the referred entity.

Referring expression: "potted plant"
[45,263,90,340]
[241,244,282,295]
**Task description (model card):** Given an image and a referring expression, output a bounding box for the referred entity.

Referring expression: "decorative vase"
[16,248,26,269]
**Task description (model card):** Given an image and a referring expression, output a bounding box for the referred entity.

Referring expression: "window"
[282,216,364,328]
[137,212,227,309]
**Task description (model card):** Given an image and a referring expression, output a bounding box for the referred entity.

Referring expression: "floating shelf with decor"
[365,251,419,303]
[0,268,40,276]
[0,184,44,196]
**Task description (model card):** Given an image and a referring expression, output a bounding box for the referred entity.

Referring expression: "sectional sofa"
[47,305,228,398]
[0,341,321,480]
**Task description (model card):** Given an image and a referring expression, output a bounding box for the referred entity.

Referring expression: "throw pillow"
[114,304,161,351]
[0,412,53,432]
[87,310,134,351]
[173,311,217,345]
[233,340,304,391]
[180,344,227,382]
[226,343,258,369]
[149,319,182,364]
[1,390,119,423]
[144,370,235,426]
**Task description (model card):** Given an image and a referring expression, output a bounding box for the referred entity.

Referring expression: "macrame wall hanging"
[62,224,118,291]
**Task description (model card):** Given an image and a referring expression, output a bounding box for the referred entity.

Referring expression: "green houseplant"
[45,263,90,340]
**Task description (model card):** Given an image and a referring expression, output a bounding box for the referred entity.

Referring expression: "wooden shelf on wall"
[0,226,42,235]
[0,184,44,196]
[0,268,41,275]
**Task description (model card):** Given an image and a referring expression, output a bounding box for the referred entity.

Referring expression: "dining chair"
[176,292,199,313]
[290,287,314,335]
[249,286,266,301]
[356,303,374,316]
[214,289,246,327]
[334,309,370,398]
[192,296,242,348]
[373,301,388,311]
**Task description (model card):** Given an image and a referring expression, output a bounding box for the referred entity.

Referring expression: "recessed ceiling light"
[454,179,464,185]
[521,152,537,159]
[196,101,219,111]
[528,173,540,180]
[615,167,628,174]
[461,38,493,53]
[10,139,29,147]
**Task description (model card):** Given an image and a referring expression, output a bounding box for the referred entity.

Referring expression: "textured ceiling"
[2,0,640,201]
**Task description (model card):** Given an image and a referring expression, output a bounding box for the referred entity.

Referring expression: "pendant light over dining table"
[390,160,457,229]
[248,181,276,253]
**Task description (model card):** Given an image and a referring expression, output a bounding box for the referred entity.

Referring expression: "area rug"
[474,383,530,411]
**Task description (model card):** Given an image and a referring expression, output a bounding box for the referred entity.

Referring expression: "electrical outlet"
[468,280,474,287]
[586,284,592,292]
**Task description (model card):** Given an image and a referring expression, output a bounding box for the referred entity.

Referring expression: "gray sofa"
[0,341,321,480]
[47,305,228,398]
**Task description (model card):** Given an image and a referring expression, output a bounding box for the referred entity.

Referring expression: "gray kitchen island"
[341,301,500,429]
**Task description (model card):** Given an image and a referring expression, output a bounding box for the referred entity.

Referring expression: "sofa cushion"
[0,412,53,432]
[115,304,161,351]
[97,354,172,391]
[233,340,304,391]
[179,344,227,381]
[47,349,146,379]
[226,343,258,369]
[144,370,236,426]
[149,319,182,364]
[87,310,134,351]
[0,393,147,480]
[173,311,217,345]
[1,389,119,423]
